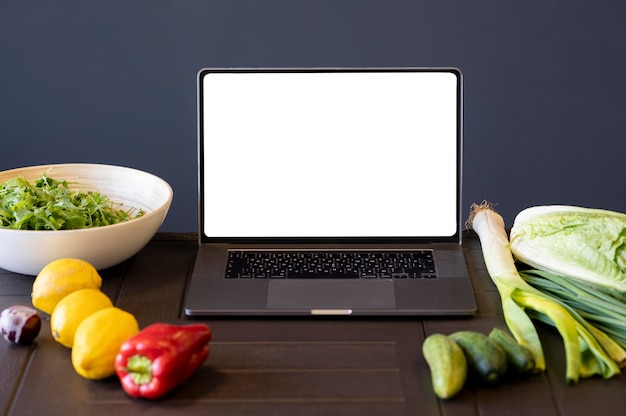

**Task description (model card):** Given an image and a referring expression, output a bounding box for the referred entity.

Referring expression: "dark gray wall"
[2,1,625,232]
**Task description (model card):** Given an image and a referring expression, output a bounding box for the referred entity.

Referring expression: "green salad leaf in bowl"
[0,173,143,231]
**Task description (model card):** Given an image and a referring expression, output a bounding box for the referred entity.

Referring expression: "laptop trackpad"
[267,279,396,311]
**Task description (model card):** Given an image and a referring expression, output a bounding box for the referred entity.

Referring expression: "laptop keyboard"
[225,250,437,279]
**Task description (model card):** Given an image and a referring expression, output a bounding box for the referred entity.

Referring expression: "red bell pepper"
[114,322,212,399]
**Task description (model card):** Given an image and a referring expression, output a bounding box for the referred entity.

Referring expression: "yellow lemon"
[31,258,102,315]
[50,288,113,348]
[71,307,139,380]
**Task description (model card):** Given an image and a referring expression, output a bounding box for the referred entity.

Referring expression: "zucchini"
[449,330,508,385]
[422,333,467,399]
[488,328,535,375]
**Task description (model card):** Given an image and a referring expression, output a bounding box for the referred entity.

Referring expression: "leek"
[466,202,624,382]
[509,205,626,301]
[521,268,626,351]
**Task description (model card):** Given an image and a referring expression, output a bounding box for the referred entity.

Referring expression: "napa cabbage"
[509,205,626,300]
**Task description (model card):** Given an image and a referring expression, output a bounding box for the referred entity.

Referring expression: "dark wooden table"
[1,233,625,416]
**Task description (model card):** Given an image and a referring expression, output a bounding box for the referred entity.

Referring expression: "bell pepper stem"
[126,354,153,385]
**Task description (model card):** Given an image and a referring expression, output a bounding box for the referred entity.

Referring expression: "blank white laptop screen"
[201,69,460,239]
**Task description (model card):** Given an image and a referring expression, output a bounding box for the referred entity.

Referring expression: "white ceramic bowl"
[0,163,173,275]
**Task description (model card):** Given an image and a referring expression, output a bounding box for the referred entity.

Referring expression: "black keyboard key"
[361,273,378,279]
[225,250,437,280]
[287,270,359,279]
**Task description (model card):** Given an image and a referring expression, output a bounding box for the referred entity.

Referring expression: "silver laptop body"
[184,67,476,316]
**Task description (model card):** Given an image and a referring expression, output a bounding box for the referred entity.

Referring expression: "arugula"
[0,173,143,230]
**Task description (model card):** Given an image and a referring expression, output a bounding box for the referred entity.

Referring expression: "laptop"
[184,67,477,316]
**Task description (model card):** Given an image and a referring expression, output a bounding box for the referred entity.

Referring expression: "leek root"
[467,201,624,382]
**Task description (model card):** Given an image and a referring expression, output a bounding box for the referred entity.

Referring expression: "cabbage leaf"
[510,205,626,300]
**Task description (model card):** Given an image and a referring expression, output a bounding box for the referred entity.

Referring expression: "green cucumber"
[449,330,508,385]
[422,333,467,399]
[488,328,535,375]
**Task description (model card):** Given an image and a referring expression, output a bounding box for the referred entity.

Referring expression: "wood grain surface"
[1,233,625,416]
